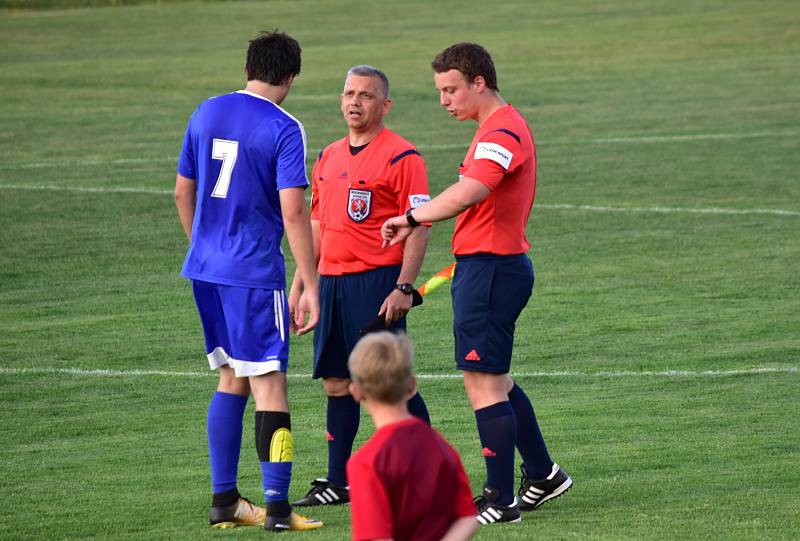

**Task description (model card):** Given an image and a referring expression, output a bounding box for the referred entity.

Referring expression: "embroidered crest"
[347,188,372,222]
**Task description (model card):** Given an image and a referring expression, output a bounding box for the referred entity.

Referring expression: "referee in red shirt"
[382,43,572,525]
[291,65,433,508]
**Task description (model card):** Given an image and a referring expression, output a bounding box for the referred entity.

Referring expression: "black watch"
[395,283,414,295]
[405,208,421,227]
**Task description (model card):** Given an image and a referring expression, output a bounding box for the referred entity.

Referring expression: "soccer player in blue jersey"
[174,31,322,532]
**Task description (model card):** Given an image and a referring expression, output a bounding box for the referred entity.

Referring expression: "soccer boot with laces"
[474,485,521,525]
[291,478,350,507]
[209,496,266,528]
[517,463,573,511]
[264,510,324,532]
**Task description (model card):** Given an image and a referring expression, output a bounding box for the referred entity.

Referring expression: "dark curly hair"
[246,31,301,85]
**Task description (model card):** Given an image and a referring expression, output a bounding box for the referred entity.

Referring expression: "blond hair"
[348,332,414,404]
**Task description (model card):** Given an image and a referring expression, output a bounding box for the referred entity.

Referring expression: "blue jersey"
[177,90,308,289]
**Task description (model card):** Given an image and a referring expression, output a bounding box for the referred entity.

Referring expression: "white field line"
[536,203,800,217]
[0,366,796,380]
[1,129,797,171]
[1,183,797,217]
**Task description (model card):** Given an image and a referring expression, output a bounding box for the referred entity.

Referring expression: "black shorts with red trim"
[452,253,533,373]
[313,265,405,379]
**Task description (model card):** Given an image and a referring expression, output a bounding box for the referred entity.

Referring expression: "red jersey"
[453,105,536,255]
[311,128,430,276]
[347,417,475,541]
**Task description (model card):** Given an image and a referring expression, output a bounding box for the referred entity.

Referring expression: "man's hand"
[378,288,413,325]
[293,284,319,335]
[381,215,414,248]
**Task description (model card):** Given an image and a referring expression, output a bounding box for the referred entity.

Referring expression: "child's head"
[348,332,415,404]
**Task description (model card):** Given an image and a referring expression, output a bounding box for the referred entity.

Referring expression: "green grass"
[1,0,799,539]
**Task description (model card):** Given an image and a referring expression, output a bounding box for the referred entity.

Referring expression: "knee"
[217,367,250,396]
[323,377,351,397]
[462,372,512,409]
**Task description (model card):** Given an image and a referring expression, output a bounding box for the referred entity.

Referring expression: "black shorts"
[312,265,405,379]
[452,253,533,373]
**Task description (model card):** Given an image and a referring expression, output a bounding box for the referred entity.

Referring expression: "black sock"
[211,487,241,508]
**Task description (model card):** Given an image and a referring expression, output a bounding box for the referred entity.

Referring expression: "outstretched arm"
[381,177,490,247]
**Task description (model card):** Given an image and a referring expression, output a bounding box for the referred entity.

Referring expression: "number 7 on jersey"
[211,138,239,198]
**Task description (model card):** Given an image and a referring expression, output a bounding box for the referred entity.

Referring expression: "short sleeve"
[389,149,430,213]
[177,110,197,180]
[347,455,394,541]
[462,129,522,190]
[275,120,309,191]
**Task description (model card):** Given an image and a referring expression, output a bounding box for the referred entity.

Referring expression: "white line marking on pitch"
[1,129,797,170]
[536,203,800,217]
[1,184,797,217]
[0,366,796,379]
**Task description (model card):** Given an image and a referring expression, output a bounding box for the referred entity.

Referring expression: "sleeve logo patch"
[474,142,513,170]
[408,194,430,208]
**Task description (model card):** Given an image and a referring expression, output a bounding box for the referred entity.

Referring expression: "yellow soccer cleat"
[264,510,324,531]
[289,511,324,531]
[209,497,266,528]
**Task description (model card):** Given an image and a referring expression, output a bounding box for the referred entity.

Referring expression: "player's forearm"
[397,225,429,284]
[439,516,479,541]
[174,174,196,240]
[280,189,318,289]
[409,177,490,224]
[291,220,320,292]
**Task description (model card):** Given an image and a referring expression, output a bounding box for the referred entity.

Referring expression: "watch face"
[397,283,413,294]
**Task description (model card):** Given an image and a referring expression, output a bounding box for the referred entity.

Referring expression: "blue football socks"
[207,391,248,495]
[406,391,431,425]
[475,401,517,505]
[326,395,360,487]
[255,410,292,516]
[508,383,553,479]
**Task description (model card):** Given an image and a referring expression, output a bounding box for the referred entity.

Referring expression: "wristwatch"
[405,208,421,227]
[395,283,414,295]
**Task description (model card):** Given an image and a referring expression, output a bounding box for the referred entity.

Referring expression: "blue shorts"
[192,279,289,377]
[313,266,405,379]
[452,254,534,374]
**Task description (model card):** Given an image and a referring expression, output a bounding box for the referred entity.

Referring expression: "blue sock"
[260,462,292,502]
[255,411,292,515]
[207,391,248,495]
[475,401,517,505]
[407,392,431,425]
[508,383,553,479]
[326,395,360,486]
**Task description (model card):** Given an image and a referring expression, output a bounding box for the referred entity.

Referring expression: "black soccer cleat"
[209,496,266,528]
[264,513,292,532]
[263,510,323,532]
[517,463,572,511]
[474,485,521,525]
[291,478,350,507]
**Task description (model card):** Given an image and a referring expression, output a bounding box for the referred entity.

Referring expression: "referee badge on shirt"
[347,188,372,222]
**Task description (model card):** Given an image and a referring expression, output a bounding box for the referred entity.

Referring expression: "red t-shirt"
[452,105,536,255]
[311,128,430,276]
[347,417,476,541]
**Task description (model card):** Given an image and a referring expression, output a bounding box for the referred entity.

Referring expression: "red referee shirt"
[347,417,476,541]
[453,105,536,255]
[311,127,430,276]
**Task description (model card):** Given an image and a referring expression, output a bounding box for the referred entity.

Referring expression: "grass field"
[1,0,799,539]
